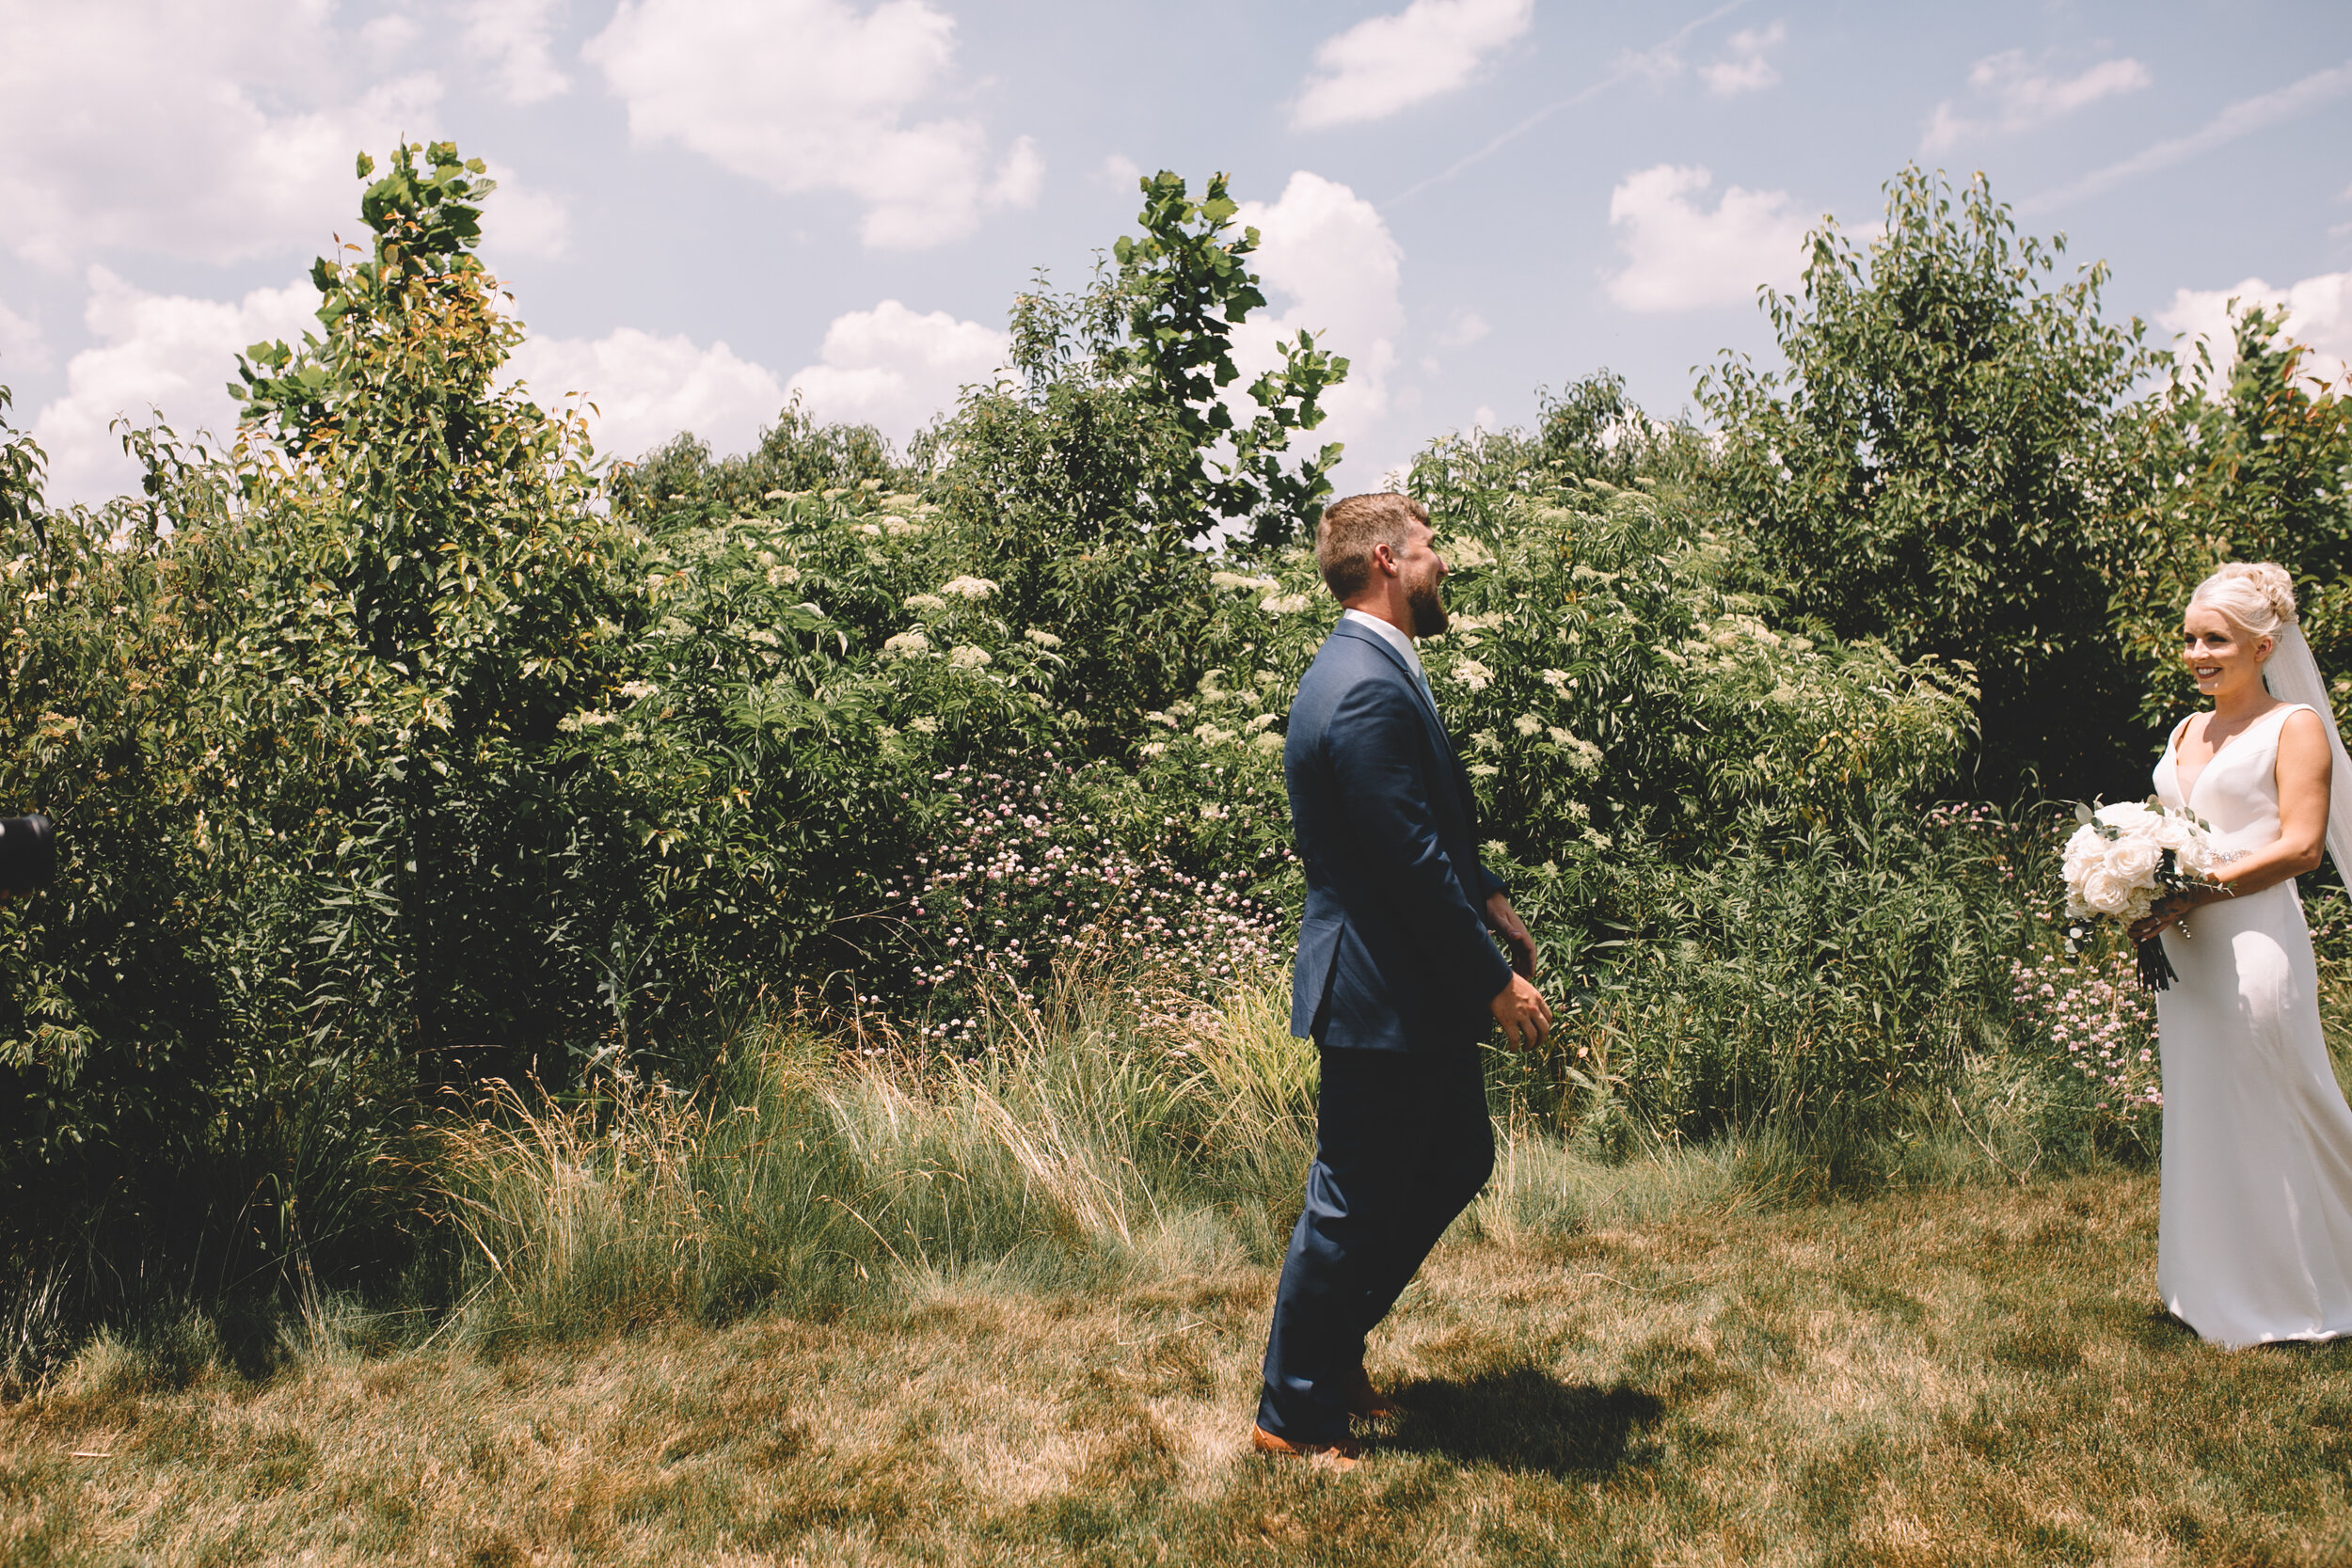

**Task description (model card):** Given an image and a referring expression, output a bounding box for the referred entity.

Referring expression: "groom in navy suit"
[1251,492,1551,1469]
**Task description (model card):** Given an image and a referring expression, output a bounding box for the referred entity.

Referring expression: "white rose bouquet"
[2060,800,2226,990]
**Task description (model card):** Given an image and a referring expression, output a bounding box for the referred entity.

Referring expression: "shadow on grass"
[1380,1365,1667,1478]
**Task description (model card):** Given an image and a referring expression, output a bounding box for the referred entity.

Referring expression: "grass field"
[14,1153,2352,1567]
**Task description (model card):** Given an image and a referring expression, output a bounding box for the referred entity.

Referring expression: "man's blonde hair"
[1315,492,1428,601]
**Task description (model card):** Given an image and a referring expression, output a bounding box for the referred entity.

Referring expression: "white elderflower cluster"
[1548,727,1604,774]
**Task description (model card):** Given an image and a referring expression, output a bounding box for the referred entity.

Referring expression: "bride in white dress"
[2136,562,2352,1347]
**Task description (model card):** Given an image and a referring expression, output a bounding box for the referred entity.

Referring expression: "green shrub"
[1698,166,2162,797]
[1547,803,2042,1142]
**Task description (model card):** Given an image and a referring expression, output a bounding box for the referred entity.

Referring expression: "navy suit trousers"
[1256,1046,1495,1443]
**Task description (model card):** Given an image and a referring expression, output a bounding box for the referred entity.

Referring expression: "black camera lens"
[0,816,55,893]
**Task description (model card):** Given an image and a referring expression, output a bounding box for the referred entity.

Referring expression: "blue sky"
[3,0,2348,506]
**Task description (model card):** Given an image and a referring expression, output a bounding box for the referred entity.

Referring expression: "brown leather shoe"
[1344,1368,1399,1419]
[1251,1424,1362,1471]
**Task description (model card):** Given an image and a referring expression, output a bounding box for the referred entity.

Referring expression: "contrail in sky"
[2020,58,2352,214]
[1384,0,1751,209]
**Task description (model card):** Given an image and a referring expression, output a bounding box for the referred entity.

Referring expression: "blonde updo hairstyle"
[2187,562,2298,652]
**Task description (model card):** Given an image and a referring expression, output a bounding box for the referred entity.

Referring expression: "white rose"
[2081,868,2134,914]
[2103,837,2161,885]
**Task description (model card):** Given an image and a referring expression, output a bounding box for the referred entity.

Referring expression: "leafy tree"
[1112,172,1348,547]
[1698,166,2161,796]
[230,142,641,1076]
[607,396,900,530]
[942,171,1346,547]
[2110,306,2352,724]
[1405,371,1713,529]
[0,384,40,543]
[0,417,332,1308]
[927,172,1348,754]
[1534,369,1660,483]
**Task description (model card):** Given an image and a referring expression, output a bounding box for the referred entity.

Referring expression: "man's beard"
[1406,576,1449,638]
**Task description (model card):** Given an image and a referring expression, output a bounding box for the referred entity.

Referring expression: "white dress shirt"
[1343,607,1440,716]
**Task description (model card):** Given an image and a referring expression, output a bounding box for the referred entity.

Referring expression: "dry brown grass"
[13,1167,2352,1566]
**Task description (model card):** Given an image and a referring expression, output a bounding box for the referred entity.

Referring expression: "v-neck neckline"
[2172,703,2291,807]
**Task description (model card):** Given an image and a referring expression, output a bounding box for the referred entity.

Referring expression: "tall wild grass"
[416,820,2083,1356]
[423,964,1322,1346]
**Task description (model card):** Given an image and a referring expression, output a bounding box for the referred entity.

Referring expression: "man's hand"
[1490,973,1551,1051]
[1485,890,1536,979]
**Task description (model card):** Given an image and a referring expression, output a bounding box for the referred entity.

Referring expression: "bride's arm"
[2149,709,2331,932]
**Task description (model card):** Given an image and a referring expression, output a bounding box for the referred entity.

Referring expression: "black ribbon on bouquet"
[2135,934,2178,992]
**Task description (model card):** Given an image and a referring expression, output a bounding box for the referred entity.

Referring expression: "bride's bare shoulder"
[2279,705,2329,743]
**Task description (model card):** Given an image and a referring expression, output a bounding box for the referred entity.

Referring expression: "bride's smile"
[2182,604,2272,703]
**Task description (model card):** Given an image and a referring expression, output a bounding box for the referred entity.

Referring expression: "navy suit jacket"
[1284,618,1512,1052]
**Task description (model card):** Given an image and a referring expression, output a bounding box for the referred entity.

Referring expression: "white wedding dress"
[2153,702,2352,1346]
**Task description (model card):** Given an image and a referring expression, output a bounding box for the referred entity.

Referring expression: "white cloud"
[1701,23,1785,97]
[360,13,421,57]
[506,329,787,464]
[987,137,1046,210]
[1613,35,1689,87]
[584,0,1040,249]
[462,0,571,104]
[2023,59,2352,214]
[1923,50,2151,154]
[1435,310,1490,348]
[2156,272,2352,391]
[1292,0,1534,131]
[479,162,575,263]
[0,0,442,269]
[1100,154,1145,192]
[31,267,318,506]
[0,301,48,377]
[1604,165,1809,313]
[1232,172,1406,470]
[786,301,1007,446]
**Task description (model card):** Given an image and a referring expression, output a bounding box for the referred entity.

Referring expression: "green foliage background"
[1,150,2347,1338]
